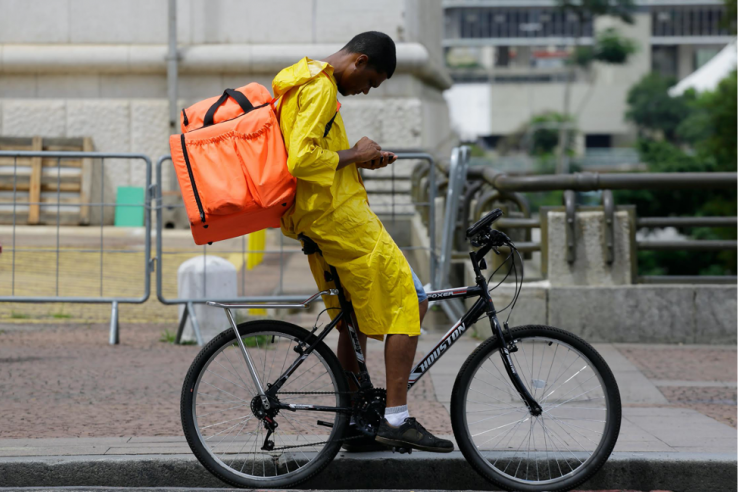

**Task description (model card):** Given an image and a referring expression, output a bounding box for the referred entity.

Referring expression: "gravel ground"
[0,321,451,439]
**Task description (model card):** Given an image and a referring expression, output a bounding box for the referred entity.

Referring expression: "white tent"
[669,41,737,97]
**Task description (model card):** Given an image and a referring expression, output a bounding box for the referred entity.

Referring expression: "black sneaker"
[341,425,389,453]
[375,417,454,453]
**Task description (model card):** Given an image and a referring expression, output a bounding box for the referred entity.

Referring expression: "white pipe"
[0,43,452,90]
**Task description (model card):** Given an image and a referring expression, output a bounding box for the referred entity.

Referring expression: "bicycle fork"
[488,311,543,416]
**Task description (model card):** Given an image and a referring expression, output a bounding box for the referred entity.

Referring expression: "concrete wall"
[463,277,737,344]
[0,0,454,217]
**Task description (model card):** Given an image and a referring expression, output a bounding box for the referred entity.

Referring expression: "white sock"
[384,405,409,427]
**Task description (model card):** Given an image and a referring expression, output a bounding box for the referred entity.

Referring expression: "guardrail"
[0,151,153,344]
[420,153,737,285]
[155,152,439,344]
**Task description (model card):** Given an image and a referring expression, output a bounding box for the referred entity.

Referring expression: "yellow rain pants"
[273,57,419,340]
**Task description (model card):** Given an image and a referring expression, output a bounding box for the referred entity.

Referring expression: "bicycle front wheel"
[181,320,350,489]
[451,325,621,492]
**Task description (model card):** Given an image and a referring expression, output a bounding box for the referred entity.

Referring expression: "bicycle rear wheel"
[451,325,621,492]
[181,320,350,489]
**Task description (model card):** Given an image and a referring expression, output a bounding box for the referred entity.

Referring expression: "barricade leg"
[109,301,119,345]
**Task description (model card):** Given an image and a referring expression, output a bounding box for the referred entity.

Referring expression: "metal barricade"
[0,151,153,345]
[155,153,438,345]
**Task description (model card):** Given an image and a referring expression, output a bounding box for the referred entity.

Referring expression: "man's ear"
[354,54,369,69]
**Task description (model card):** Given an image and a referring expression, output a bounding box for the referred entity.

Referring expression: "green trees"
[619,70,737,275]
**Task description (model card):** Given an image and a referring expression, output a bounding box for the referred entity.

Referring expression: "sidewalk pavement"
[0,320,735,490]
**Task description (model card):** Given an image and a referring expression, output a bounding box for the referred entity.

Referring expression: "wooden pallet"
[0,136,94,225]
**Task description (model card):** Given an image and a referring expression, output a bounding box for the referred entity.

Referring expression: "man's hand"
[337,136,384,170]
[352,137,382,163]
[357,151,397,170]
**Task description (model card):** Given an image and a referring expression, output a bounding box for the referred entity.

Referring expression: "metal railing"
[155,152,439,344]
[422,156,737,285]
[0,151,153,344]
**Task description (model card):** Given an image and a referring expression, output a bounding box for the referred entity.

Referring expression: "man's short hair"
[341,31,397,78]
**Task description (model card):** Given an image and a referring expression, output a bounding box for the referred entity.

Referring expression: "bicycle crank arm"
[492,317,543,416]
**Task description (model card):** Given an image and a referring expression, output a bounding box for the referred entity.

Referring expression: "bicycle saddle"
[466,209,503,239]
[298,234,322,256]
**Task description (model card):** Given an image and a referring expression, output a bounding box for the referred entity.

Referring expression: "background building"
[443,0,733,151]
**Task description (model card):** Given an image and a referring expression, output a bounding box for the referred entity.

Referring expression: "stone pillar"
[178,255,237,343]
[546,210,632,286]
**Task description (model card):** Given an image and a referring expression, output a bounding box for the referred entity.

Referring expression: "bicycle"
[180,208,622,492]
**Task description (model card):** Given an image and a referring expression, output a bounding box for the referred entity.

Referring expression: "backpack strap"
[203,88,255,127]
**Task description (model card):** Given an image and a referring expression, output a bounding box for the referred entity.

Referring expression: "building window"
[586,134,612,149]
[651,5,729,37]
[445,7,593,41]
[652,46,678,78]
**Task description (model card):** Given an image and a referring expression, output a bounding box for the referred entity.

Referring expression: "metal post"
[602,189,615,265]
[175,303,188,344]
[167,0,178,135]
[188,301,204,346]
[564,190,576,263]
[428,156,437,290]
[109,301,119,345]
[167,0,179,192]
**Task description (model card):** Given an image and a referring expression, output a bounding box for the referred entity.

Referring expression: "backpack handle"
[203,88,255,127]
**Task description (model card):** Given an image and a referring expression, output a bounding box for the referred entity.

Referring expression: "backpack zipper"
[180,134,206,223]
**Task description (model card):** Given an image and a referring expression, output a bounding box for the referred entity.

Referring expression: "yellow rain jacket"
[273,57,419,340]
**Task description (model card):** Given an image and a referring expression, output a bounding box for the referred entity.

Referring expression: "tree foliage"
[625,73,694,141]
[723,0,737,34]
[619,70,737,275]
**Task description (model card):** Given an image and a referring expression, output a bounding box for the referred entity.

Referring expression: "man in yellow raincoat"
[273,32,452,453]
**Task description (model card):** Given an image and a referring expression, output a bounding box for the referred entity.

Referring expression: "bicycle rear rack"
[206,289,338,310]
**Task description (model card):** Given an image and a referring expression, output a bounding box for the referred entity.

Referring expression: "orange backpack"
[169,83,295,245]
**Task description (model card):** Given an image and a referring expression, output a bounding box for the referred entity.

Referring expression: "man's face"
[337,54,388,97]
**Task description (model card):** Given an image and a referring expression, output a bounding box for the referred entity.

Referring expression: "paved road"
[0,488,677,492]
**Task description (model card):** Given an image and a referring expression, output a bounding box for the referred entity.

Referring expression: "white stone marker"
[178,255,237,343]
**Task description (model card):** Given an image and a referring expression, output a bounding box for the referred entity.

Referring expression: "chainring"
[353,388,387,437]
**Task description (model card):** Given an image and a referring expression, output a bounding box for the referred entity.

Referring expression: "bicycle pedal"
[393,446,412,454]
[317,420,334,428]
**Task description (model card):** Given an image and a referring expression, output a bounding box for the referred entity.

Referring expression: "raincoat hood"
[272,57,334,98]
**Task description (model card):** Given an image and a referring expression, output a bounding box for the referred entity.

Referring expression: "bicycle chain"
[265,390,374,451]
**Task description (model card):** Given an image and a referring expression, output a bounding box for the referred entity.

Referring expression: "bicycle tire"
[451,325,621,492]
[181,319,350,489]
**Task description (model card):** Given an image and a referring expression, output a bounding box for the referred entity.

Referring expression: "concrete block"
[178,75,225,101]
[177,255,237,343]
[100,75,168,99]
[339,100,383,146]
[69,0,166,43]
[36,74,101,99]
[67,100,131,224]
[130,100,169,187]
[0,75,38,97]
[221,74,274,94]
[314,0,405,43]
[547,210,631,286]
[549,285,696,343]
[380,98,422,149]
[190,0,313,44]
[1,100,66,137]
[694,286,738,344]
[67,100,130,152]
[0,0,70,43]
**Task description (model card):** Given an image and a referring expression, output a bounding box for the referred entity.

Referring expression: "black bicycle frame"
[270,248,542,417]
